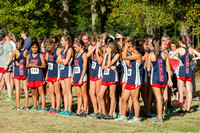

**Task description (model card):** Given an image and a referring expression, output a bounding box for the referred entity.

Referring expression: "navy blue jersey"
[126,55,144,85]
[47,47,59,78]
[150,51,168,86]
[28,53,44,82]
[177,47,193,78]
[90,52,102,78]
[102,53,119,83]
[60,48,73,78]
[73,51,87,83]
[13,49,27,78]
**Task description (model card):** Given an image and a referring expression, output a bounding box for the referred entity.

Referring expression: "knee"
[99,93,104,100]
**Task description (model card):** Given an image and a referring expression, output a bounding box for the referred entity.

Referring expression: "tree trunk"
[100,0,106,33]
[91,0,97,34]
[180,21,188,36]
[58,0,69,34]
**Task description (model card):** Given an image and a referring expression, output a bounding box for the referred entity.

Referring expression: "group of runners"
[0,30,200,123]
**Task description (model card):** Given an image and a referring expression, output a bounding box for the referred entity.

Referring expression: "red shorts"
[90,76,101,81]
[28,81,45,88]
[59,77,71,80]
[101,82,116,86]
[151,83,167,88]
[0,67,13,74]
[74,82,86,86]
[177,76,192,81]
[125,84,141,90]
[14,76,28,80]
[47,77,58,83]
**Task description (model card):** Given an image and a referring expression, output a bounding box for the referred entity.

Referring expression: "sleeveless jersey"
[102,53,119,83]
[151,51,168,86]
[90,52,102,78]
[73,51,87,83]
[13,49,27,78]
[60,48,73,78]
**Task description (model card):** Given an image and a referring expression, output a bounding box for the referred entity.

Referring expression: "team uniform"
[27,53,45,88]
[101,53,119,86]
[90,52,102,81]
[150,51,168,88]
[13,49,28,80]
[47,47,59,83]
[177,47,193,81]
[73,51,87,86]
[59,48,72,80]
[142,61,148,85]
[125,53,144,90]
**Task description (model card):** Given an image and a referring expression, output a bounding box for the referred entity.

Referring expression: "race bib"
[74,67,80,74]
[48,63,53,70]
[104,69,110,75]
[127,69,132,76]
[60,64,65,70]
[91,61,97,69]
[30,68,39,74]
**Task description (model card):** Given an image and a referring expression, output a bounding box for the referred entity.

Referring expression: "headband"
[74,41,81,46]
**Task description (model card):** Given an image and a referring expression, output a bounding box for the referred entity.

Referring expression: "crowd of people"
[0,30,200,123]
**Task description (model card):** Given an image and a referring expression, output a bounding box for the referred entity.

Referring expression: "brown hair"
[152,38,161,60]
[62,35,72,46]
[6,32,16,43]
[80,32,89,40]
[74,38,88,52]
[169,40,179,49]
[23,30,29,37]
[179,35,189,56]
[16,38,25,51]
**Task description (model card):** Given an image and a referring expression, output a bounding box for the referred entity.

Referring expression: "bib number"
[31,68,39,74]
[60,64,65,70]
[74,67,80,74]
[127,69,132,76]
[91,61,97,69]
[48,63,53,70]
[104,69,110,75]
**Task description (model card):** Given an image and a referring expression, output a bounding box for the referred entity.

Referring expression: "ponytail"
[152,38,161,60]
[179,35,189,56]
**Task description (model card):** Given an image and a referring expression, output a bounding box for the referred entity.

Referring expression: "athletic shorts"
[28,81,45,88]
[73,82,86,86]
[14,76,28,80]
[124,84,141,90]
[151,83,167,88]
[90,76,102,81]
[0,67,13,74]
[101,82,116,86]
[177,76,192,81]
[47,77,59,83]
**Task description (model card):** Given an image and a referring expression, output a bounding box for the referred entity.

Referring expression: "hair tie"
[122,37,125,41]
[81,32,84,35]
[139,42,142,45]
[38,37,43,40]
[186,36,190,43]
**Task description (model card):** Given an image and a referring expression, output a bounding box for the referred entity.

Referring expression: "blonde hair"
[6,32,16,43]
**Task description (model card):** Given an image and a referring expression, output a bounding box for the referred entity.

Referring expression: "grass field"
[1,74,200,133]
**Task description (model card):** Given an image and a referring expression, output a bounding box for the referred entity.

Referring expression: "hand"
[4,65,8,71]
[30,63,37,68]
[68,62,71,65]
[78,79,82,86]
[71,79,74,85]
[115,33,123,38]
[179,60,184,67]
[111,66,117,72]
[168,80,173,88]
[15,62,20,66]
[96,42,101,48]
[107,47,111,53]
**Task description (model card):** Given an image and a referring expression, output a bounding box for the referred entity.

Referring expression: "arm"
[26,55,31,69]
[79,53,88,83]
[45,52,49,62]
[147,53,152,72]
[61,48,74,65]
[123,43,141,61]
[101,54,108,70]
[95,43,103,65]
[34,54,46,69]
[5,50,16,66]
[166,54,173,87]
[191,48,200,60]
[87,45,96,57]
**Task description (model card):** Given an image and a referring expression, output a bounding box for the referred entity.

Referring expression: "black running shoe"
[177,110,184,113]
[13,107,20,110]
[103,114,113,120]
[80,112,87,117]
[96,113,105,119]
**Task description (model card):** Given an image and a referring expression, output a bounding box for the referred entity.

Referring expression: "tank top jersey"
[28,53,44,82]
[60,48,73,78]
[40,49,46,58]
[126,53,144,86]
[177,47,193,78]
[151,51,168,86]
[102,53,119,83]
[120,51,130,84]
[13,49,27,78]
[47,47,59,78]
[90,52,102,78]
[73,51,87,83]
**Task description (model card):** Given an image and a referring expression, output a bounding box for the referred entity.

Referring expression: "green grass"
[1,75,200,133]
